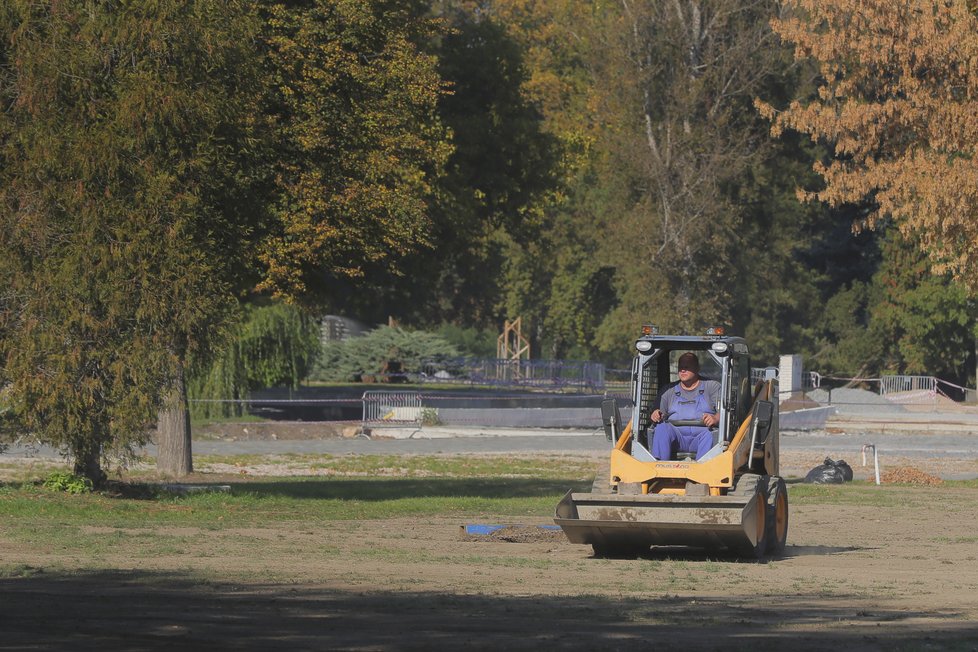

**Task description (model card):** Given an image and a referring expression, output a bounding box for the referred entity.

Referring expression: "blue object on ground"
[464,524,506,535]
[463,524,562,535]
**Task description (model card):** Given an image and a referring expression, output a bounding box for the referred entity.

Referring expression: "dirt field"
[3,469,978,651]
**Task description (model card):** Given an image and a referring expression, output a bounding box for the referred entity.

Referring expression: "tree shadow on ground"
[612,544,866,563]
[105,477,591,501]
[1,568,975,651]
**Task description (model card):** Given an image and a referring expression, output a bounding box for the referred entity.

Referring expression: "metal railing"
[361,391,424,437]
[419,358,606,392]
[880,375,937,395]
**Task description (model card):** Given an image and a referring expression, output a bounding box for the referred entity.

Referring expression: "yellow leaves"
[766,0,978,287]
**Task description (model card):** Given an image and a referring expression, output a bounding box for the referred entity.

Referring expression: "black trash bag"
[804,457,854,484]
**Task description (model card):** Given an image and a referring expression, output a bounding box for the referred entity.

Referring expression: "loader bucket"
[554,489,766,556]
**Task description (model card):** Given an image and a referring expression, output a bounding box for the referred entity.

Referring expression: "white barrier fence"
[880,375,937,395]
[361,391,425,437]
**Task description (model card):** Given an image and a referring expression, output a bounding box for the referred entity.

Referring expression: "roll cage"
[629,334,753,462]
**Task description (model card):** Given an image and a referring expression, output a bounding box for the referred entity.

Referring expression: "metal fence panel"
[880,375,936,395]
[417,393,613,428]
[361,391,423,430]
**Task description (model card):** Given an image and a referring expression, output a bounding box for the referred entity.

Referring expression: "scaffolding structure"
[496,317,531,382]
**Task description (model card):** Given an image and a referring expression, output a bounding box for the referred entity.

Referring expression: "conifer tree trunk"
[157,361,193,477]
[72,439,106,487]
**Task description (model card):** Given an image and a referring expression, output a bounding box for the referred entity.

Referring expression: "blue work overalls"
[651,384,716,460]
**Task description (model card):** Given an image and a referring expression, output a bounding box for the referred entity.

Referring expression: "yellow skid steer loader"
[555,328,788,558]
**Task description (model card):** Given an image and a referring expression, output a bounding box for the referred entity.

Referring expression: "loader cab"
[630,332,752,463]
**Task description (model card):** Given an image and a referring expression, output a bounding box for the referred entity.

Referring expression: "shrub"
[42,471,94,494]
[309,325,460,382]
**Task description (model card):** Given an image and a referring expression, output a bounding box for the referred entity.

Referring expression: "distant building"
[319,315,369,343]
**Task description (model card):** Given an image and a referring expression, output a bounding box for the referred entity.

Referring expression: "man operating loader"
[555,329,788,558]
[649,352,720,460]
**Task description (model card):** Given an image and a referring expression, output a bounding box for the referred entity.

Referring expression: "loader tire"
[765,476,788,555]
[730,473,768,559]
[590,456,614,495]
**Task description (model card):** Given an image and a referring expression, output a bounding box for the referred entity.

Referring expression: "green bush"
[42,471,94,494]
[309,325,460,382]
[420,407,441,426]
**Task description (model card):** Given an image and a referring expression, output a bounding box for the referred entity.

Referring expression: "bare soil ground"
[3,471,978,650]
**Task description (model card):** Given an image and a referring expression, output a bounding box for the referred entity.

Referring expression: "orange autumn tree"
[758,0,978,284]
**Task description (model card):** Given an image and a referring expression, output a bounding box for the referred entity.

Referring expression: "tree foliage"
[321,5,561,330]
[760,0,978,286]
[189,303,322,419]
[258,0,453,301]
[0,0,263,480]
[482,0,812,363]
[434,323,497,358]
[0,0,454,481]
[594,1,792,344]
[871,232,976,382]
[5,0,977,487]
[484,1,621,361]
[810,281,884,376]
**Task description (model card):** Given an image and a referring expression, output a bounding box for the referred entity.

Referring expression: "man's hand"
[702,413,719,428]
[651,409,663,424]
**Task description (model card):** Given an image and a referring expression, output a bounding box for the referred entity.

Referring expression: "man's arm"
[700,380,721,428]
[707,380,721,413]
[651,384,673,423]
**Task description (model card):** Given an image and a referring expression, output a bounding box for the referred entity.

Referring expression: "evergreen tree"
[0,0,452,482]
[309,325,459,382]
[0,0,265,481]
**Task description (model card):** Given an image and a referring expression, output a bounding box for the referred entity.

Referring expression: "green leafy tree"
[0,0,452,483]
[433,0,826,364]
[420,12,558,327]
[189,302,322,420]
[434,324,497,358]
[316,4,561,341]
[179,0,451,470]
[0,0,264,482]
[810,281,885,377]
[487,0,808,362]
[173,1,450,473]
[433,1,620,361]
[589,1,791,347]
[258,0,452,302]
[804,230,976,384]
[871,233,977,384]
[729,131,839,366]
